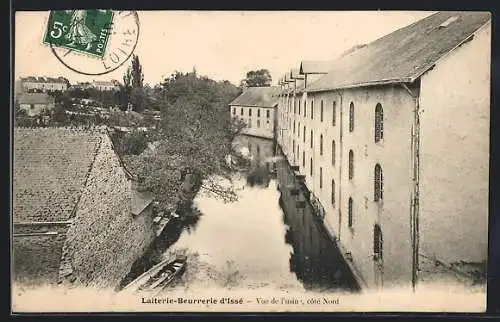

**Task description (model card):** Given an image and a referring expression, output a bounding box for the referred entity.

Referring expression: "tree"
[131,55,144,89]
[241,69,272,87]
[120,54,146,112]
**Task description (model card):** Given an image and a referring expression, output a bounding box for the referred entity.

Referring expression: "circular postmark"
[46,10,140,75]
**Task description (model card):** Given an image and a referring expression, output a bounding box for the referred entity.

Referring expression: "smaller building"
[20,76,69,93]
[229,86,280,140]
[16,93,55,117]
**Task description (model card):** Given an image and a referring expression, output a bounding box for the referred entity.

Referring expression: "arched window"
[332,140,336,166]
[293,101,296,114]
[310,130,313,148]
[302,151,305,167]
[331,179,336,207]
[349,102,355,132]
[348,197,353,228]
[298,100,301,115]
[332,101,336,126]
[320,100,324,122]
[348,150,354,180]
[303,126,306,143]
[374,164,383,201]
[310,100,314,119]
[320,167,323,189]
[293,121,296,134]
[374,224,383,260]
[320,134,323,155]
[310,157,313,176]
[375,103,384,142]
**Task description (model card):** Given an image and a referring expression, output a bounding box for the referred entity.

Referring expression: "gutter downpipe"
[401,82,420,293]
[333,88,344,243]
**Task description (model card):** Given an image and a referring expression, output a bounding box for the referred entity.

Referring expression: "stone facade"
[63,134,156,288]
[276,12,490,289]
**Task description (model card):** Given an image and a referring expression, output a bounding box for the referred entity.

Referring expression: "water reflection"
[122,135,359,293]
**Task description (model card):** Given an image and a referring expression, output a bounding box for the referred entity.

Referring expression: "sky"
[15,10,434,87]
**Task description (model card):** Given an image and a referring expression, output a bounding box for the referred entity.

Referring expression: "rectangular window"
[249,108,252,116]
[311,100,314,120]
[257,109,261,117]
[267,110,270,118]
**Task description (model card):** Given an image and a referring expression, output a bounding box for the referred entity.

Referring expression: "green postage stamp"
[43,10,114,58]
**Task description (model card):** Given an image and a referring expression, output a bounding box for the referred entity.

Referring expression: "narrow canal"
[122,134,360,293]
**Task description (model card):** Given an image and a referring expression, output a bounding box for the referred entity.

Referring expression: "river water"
[124,135,360,294]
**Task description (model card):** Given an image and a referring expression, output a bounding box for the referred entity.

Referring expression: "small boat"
[122,255,187,293]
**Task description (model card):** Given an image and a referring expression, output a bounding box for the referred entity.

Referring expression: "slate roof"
[299,60,332,75]
[13,128,104,223]
[229,86,280,107]
[16,93,55,105]
[308,11,491,92]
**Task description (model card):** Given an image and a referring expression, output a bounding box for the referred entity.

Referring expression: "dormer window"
[439,16,459,29]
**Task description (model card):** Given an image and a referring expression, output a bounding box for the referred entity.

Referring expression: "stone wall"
[64,134,156,288]
[12,232,67,286]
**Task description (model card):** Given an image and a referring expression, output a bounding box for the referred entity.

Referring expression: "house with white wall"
[277,11,490,289]
[229,86,280,140]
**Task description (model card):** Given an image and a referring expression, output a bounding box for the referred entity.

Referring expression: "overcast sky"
[15,10,433,87]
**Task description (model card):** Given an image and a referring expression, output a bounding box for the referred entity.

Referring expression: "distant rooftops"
[16,93,55,105]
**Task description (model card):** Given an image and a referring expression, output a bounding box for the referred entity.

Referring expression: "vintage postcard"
[12,10,490,313]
